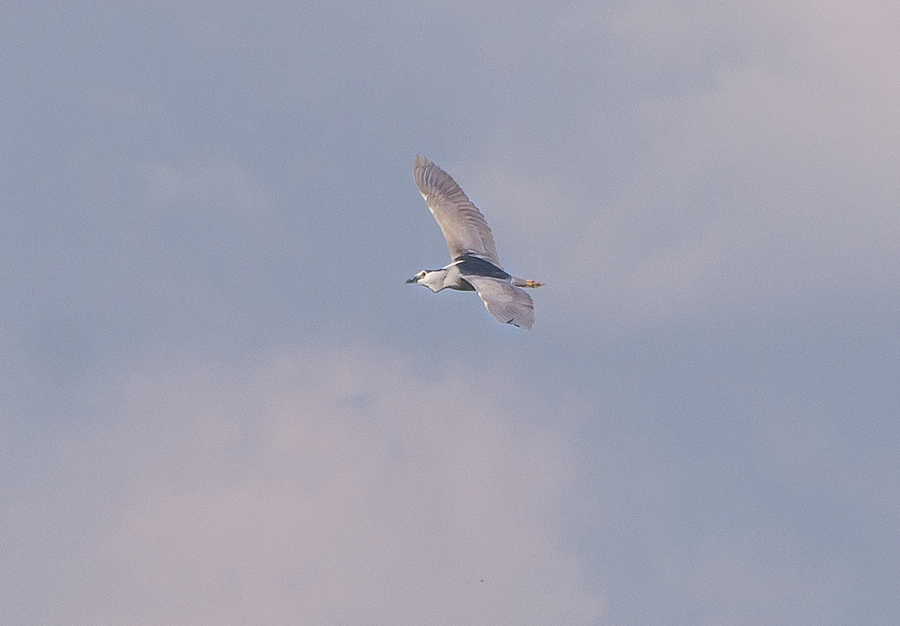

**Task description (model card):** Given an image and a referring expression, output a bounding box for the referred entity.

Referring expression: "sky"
[2,0,900,624]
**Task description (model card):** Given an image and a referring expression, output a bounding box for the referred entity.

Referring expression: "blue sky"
[2,1,900,624]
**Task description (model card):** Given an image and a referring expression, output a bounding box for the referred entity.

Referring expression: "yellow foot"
[523,280,544,288]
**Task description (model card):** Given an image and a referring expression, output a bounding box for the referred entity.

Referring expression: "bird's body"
[407,155,543,329]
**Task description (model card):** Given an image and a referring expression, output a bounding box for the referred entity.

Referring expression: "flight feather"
[465,275,535,330]
[413,155,500,265]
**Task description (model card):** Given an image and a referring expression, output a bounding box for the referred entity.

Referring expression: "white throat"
[420,269,451,292]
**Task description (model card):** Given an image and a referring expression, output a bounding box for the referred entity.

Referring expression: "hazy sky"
[3,1,900,624]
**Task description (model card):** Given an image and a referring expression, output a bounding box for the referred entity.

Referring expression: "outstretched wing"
[466,276,535,330]
[414,155,499,265]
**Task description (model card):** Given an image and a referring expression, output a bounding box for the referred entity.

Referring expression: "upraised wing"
[465,275,535,330]
[414,155,499,265]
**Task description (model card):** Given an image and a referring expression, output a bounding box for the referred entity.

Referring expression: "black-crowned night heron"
[407,155,543,330]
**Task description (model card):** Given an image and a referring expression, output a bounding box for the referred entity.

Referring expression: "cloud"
[456,0,900,331]
[4,2,900,624]
[3,346,600,625]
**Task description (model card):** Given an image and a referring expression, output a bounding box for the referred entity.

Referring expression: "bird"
[407,155,543,330]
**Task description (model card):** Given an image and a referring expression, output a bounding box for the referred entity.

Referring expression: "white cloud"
[138,159,274,219]
[466,0,900,331]
[9,347,599,626]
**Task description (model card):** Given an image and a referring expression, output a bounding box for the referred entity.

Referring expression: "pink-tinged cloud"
[20,347,600,625]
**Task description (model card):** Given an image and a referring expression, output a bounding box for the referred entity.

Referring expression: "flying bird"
[407,155,543,329]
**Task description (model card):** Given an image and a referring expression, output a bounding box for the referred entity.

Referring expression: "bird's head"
[406,269,447,292]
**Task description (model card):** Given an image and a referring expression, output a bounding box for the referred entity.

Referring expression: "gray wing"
[414,155,499,265]
[466,276,535,330]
